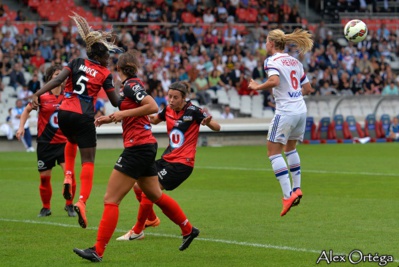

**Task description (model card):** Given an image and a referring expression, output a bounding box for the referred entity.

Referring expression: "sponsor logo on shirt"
[182,116,192,121]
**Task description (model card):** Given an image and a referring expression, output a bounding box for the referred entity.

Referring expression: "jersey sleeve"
[299,62,309,85]
[158,106,167,121]
[103,73,115,92]
[264,58,280,77]
[123,81,148,104]
[194,107,207,124]
[66,58,76,72]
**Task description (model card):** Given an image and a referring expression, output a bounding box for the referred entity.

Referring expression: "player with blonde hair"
[248,29,314,216]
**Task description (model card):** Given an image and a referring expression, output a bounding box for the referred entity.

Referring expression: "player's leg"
[73,169,136,262]
[38,169,52,217]
[139,176,199,251]
[267,114,299,216]
[36,143,54,217]
[63,141,77,201]
[284,113,307,206]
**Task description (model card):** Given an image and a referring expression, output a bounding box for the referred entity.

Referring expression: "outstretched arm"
[16,104,33,140]
[31,68,70,108]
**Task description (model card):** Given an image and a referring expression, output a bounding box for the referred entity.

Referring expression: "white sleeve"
[264,59,279,77]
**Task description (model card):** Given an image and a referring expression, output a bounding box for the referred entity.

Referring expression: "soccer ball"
[344,19,368,43]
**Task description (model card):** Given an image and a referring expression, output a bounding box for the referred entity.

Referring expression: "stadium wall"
[0,118,269,152]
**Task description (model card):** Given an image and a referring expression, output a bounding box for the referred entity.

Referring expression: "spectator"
[30,49,46,73]
[15,9,25,21]
[0,108,14,140]
[208,69,224,92]
[220,105,235,119]
[27,73,41,94]
[9,63,26,91]
[203,8,215,24]
[381,80,399,95]
[320,81,339,96]
[39,39,53,62]
[94,98,106,119]
[388,117,399,141]
[1,18,19,39]
[11,99,34,152]
[194,70,211,105]
[17,85,33,105]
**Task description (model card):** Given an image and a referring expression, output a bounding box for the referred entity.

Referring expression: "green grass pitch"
[0,143,398,266]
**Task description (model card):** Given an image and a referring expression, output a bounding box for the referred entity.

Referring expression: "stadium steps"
[2,0,41,20]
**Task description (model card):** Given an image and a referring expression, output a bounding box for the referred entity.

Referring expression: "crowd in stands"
[1,0,399,122]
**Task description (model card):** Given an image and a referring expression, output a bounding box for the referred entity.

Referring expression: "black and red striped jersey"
[158,101,207,167]
[119,77,157,148]
[36,91,67,144]
[60,58,115,117]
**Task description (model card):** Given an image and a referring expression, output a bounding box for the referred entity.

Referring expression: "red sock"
[133,186,142,202]
[65,174,77,206]
[133,194,153,233]
[95,203,119,257]
[65,142,77,206]
[155,193,192,236]
[78,162,94,203]
[64,141,77,177]
[39,175,52,209]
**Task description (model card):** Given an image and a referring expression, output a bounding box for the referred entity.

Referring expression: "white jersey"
[264,53,309,115]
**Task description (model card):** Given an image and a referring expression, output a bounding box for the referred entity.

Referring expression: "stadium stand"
[1,0,399,145]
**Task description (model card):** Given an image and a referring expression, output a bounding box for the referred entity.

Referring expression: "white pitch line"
[1,218,398,263]
[0,218,324,254]
[196,166,399,177]
[2,166,398,177]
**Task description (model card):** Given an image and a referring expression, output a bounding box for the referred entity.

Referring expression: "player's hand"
[16,128,25,140]
[248,79,259,90]
[31,94,40,108]
[95,116,112,127]
[109,111,123,123]
[201,115,213,126]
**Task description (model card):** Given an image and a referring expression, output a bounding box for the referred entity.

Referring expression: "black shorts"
[114,143,158,179]
[156,158,193,191]
[37,142,66,172]
[58,110,96,148]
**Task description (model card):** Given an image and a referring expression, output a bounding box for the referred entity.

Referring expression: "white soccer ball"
[344,19,368,43]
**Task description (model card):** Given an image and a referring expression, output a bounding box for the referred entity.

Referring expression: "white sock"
[269,154,291,198]
[285,149,301,190]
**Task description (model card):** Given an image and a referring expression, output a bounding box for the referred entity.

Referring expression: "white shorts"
[267,112,307,145]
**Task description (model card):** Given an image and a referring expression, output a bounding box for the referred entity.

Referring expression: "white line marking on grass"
[3,166,398,177]
[0,218,327,254]
[1,218,398,262]
[196,166,399,177]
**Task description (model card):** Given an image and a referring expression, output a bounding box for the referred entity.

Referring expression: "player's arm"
[248,75,280,91]
[16,104,33,140]
[104,74,120,107]
[32,68,70,108]
[113,95,158,121]
[201,117,221,131]
[301,82,314,95]
[149,115,162,125]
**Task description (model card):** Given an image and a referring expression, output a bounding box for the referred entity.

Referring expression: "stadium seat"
[330,114,351,142]
[239,95,252,116]
[317,117,334,143]
[379,114,391,139]
[303,116,318,144]
[364,114,383,142]
[216,89,229,106]
[346,115,365,139]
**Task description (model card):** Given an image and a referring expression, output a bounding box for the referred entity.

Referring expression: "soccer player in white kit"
[248,29,314,216]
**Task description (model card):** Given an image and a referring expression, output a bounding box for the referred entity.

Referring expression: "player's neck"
[51,86,62,96]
